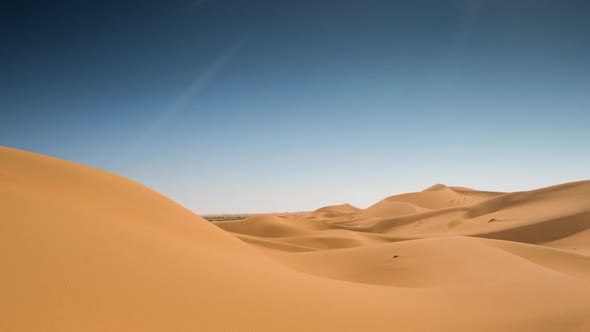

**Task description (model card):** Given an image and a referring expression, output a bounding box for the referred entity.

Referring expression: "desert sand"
[2,146,590,331]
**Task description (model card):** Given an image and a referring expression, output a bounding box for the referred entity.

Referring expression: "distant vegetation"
[203,215,246,222]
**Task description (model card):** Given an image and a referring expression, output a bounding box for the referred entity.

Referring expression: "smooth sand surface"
[2,146,590,331]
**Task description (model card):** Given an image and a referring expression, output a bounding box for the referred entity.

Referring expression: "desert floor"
[2,146,590,331]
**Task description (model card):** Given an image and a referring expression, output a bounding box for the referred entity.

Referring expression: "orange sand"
[2,146,590,331]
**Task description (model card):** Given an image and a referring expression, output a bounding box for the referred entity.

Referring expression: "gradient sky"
[2,1,589,214]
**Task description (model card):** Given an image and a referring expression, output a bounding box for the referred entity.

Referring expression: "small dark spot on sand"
[488,218,496,223]
[393,255,399,259]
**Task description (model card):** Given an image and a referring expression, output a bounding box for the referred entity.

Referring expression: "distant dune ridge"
[311,203,362,217]
[2,146,590,331]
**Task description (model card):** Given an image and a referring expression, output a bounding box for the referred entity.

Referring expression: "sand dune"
[308,203,361,218]
[214,214,330,238]
[2,146,590,331]
[270,236,590,287]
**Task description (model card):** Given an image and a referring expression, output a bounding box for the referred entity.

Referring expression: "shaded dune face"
[2,146,590,331]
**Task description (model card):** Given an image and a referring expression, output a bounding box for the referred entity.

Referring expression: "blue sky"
[2,1,589,213]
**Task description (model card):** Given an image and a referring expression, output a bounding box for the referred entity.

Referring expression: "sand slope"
[309,203,361,218]
[2,146,590,331]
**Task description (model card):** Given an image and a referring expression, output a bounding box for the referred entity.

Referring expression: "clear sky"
[2,1,589,214]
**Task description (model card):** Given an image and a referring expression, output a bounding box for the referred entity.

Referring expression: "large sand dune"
[2,146,590,331]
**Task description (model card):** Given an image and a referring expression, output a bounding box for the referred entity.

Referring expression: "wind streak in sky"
[124,34,249,156]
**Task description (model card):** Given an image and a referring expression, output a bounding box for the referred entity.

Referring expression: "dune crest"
[2,146,590,331]
[309,202,361,218]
